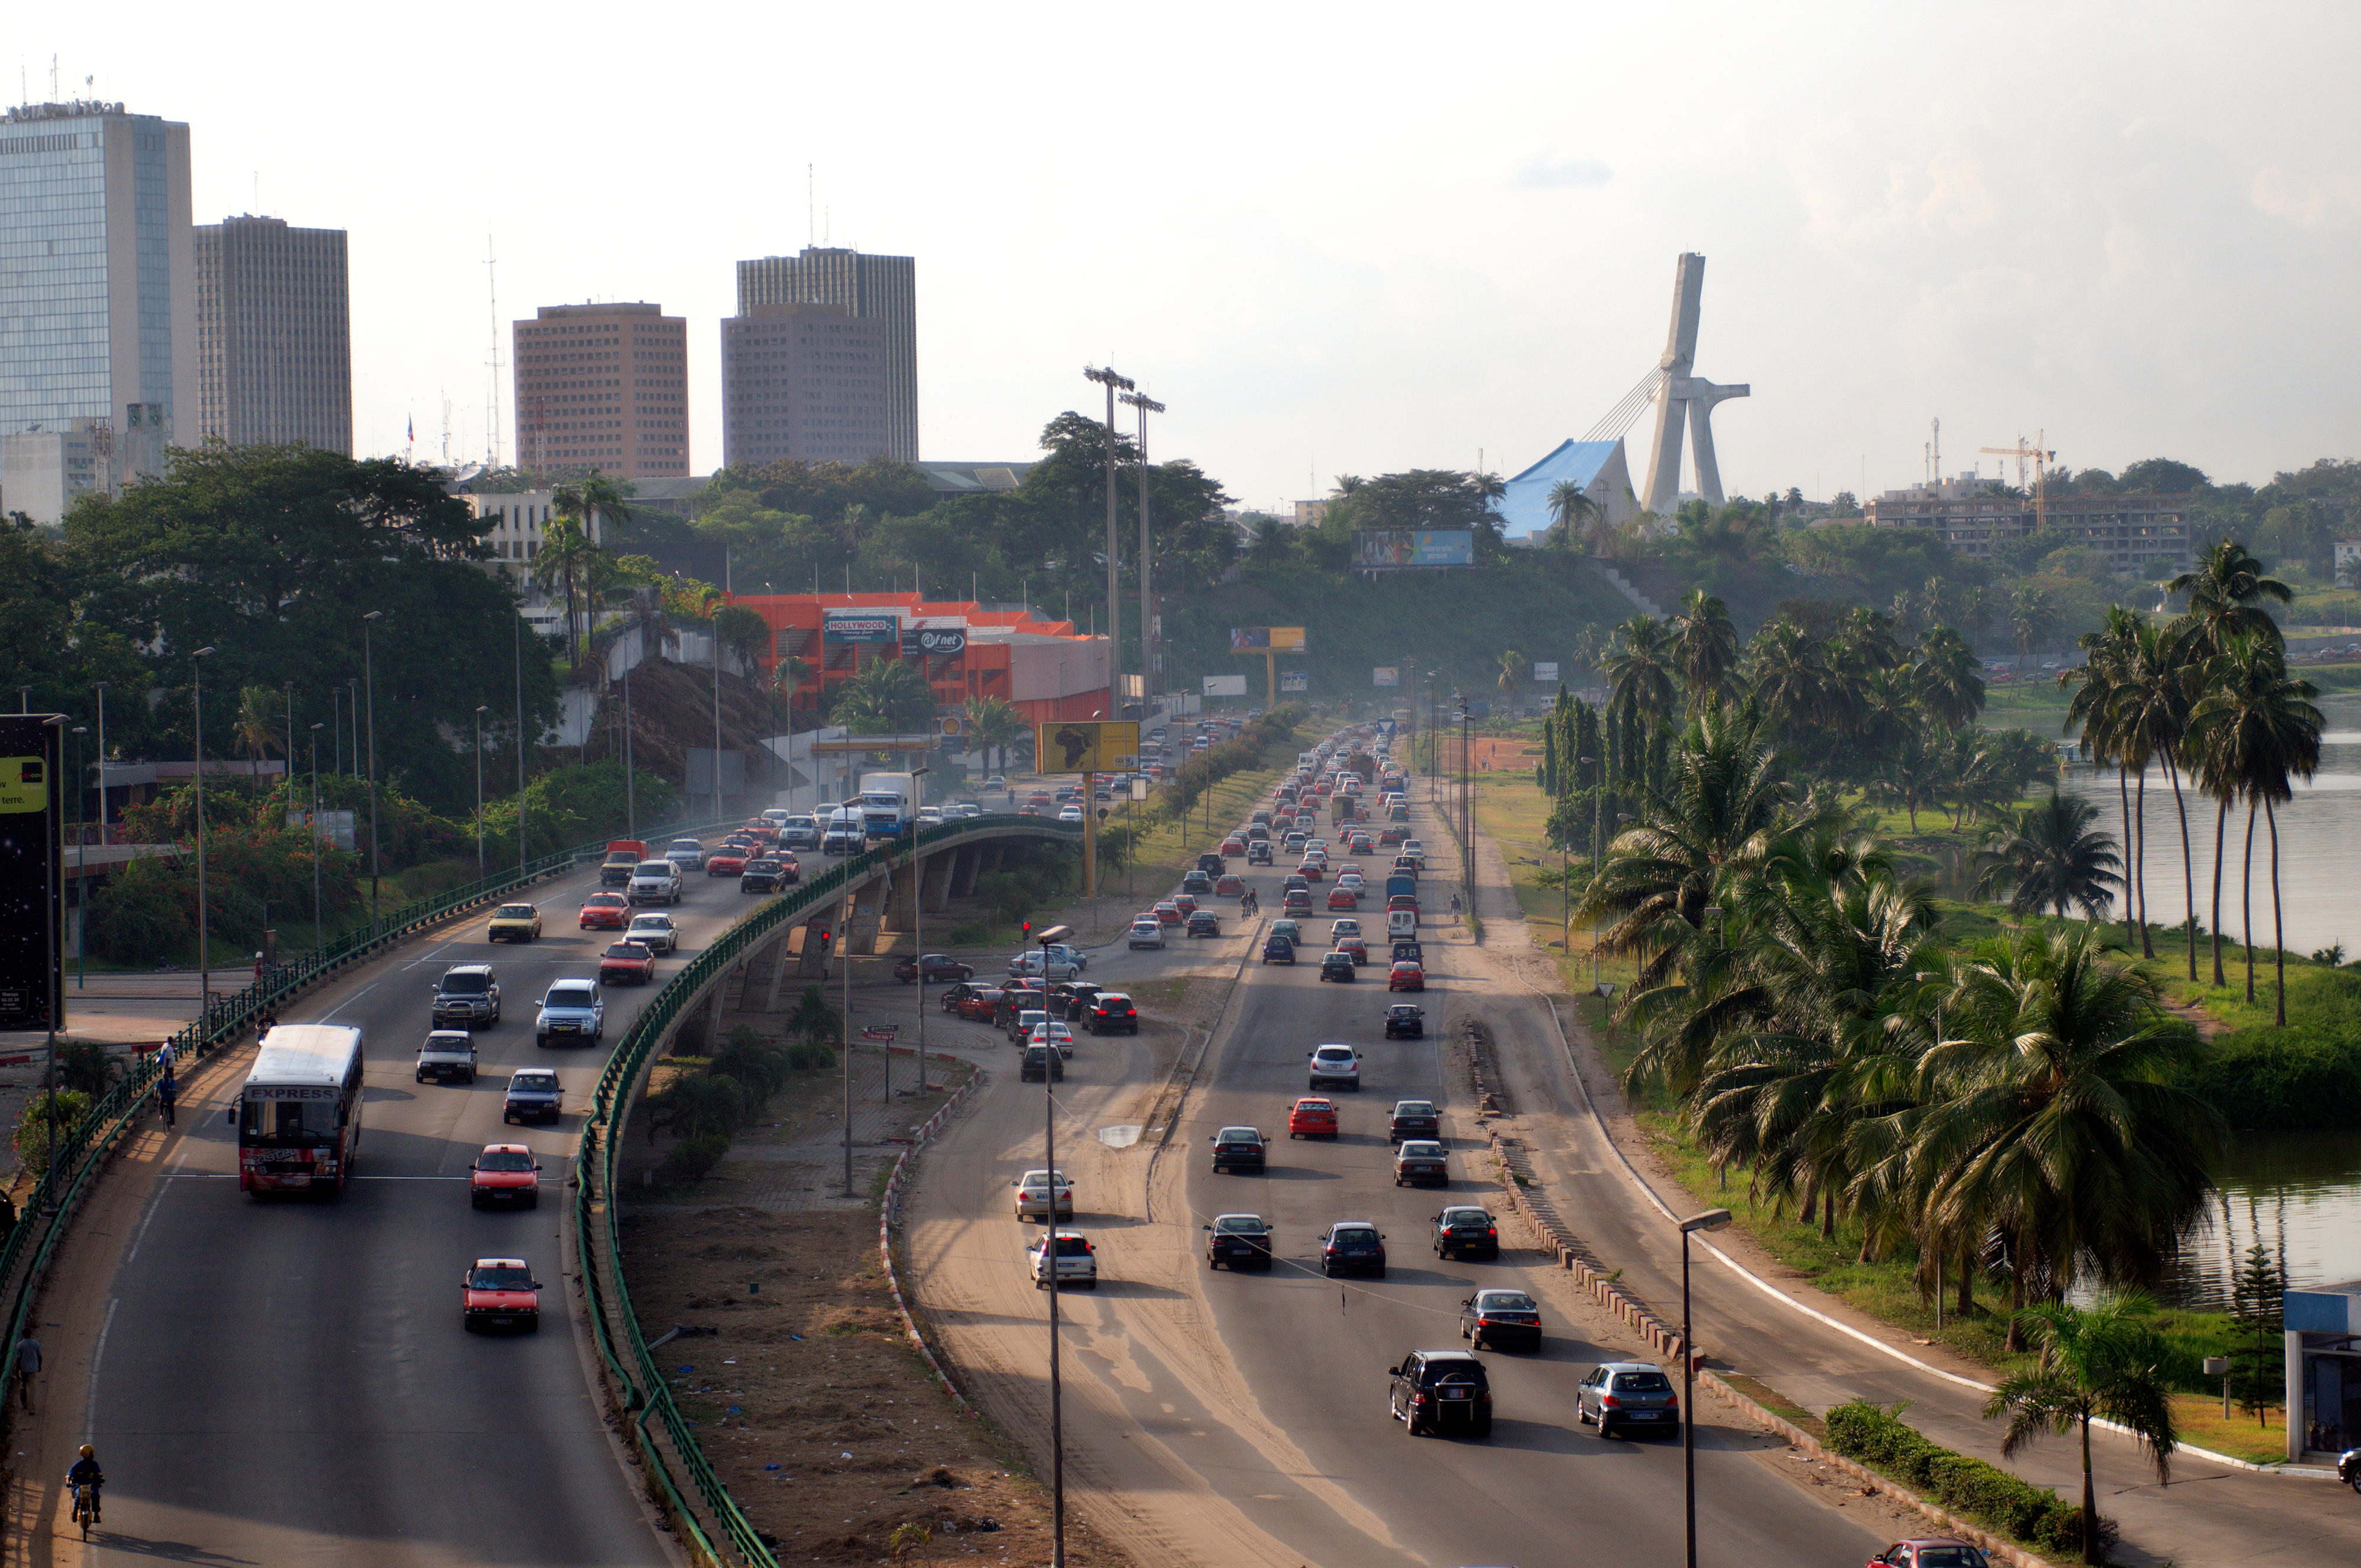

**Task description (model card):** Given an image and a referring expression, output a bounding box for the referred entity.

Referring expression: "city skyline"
[6,4,2359,508]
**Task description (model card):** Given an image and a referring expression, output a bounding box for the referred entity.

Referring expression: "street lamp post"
[1084,365,1134,718]
[191,647,217,1022]
[622,621,637,839]
[1679,1206,1733,1568]
[474,705,490,876]
[1120,389,1165,708]
[515,604,529,876]
[92,680,107,853]
[41,712,65,1202]
[361,613,383,924]
[310,724,326,952]
[70,726,86,990]
[909,767,931,1097]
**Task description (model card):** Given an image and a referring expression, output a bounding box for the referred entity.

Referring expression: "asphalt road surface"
[76,859,777,1567]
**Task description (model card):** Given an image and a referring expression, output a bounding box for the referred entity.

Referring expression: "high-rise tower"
[735,246,915,461]
[194,216,352,453]
[511,301,689,479]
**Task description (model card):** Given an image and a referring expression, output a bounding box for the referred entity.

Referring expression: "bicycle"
[70,1480,99,1540]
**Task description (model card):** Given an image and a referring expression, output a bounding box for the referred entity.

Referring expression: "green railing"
[575,813,1081,1567]
[0,809,743,1425]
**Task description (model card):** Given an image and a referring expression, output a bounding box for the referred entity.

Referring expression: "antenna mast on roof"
[485,234,502,467]
[807,163,814,247]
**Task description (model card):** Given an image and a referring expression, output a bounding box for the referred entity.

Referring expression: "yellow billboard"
[1035,720,1141,774]
[1228,627,1307,652]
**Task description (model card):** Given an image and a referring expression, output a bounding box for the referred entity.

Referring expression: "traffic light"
[815,925,832,947]
[1021,921,1033,940]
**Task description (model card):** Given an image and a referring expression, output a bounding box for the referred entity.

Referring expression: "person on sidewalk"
[158,1071,178,1128]
[13,1330,40,1412]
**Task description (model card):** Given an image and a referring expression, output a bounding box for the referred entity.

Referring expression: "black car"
[1387,1350,1492,1437]
[939,980,990,1014]
[1180,869,1214,895]
[1087,993,1139,1034]
[1019,1045,1065,1082]
[1210,1126,1268,1173]
[1433,1205,1500,1261]
[1383,1004,1425,1039]
[1247,842,1275,865]
[1459,1289,1543,1352]
[1318,950,1356,982]
[895,952,975,984]
[1205,1213,1274,1269]
[1261,935,1296,965]
[1320,1222,1386,1278]
[1186,911,1222,938]
[1388,1099,1440,1143]
[740,859,790,893]
[1047,981,1103,1020]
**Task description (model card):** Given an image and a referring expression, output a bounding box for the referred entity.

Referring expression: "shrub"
[2190,1024,2361,1129]
[661,1134,730,1183]
[56,1042,120,1096]
[1822,1400,2107,1555]
[12,1090,92,1170]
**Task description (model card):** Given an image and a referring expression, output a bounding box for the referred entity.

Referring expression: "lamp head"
[362,610,384,623]
[192,646,215,659]
[1679,1207,1732,1235]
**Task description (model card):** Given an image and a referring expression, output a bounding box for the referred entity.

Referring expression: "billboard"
[1229,627,1307,652]
[1353,529,1474,569]
[0,716,62,1032]
[1280,670,1309,693]
[1202,674,1248,697]
[902,625,966,657]
[1372,666,1399,688]
[1036,720,1142,774]
[1533,662,1558,683]
[823,611,900,644]
[287,808,357,852]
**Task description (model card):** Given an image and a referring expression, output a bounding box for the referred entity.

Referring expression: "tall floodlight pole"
[1120,391,1165,709]
[713,554,727,821]
[310,724,325,951]
[1084,366,1133,719]
[42,712,65,1198]
[70,726,86,990]
[474,705,490,876]
[622,619,637,839]
[515,605,529,876]
[92,681,108,852]
[331,683,341,778]
[191,648,217,1021]
[909,765,931,1096]
[361,613,383,923]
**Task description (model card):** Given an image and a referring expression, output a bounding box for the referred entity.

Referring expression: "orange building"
[733,592,1111,727]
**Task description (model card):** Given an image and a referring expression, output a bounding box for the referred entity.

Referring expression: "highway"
[905,753,1889,1568]
[70,856,729,1567]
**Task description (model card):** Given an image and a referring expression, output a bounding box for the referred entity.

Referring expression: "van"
[1387,909,1418,942]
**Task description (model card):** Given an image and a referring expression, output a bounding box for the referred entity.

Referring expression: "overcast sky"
[32,1,2361,511]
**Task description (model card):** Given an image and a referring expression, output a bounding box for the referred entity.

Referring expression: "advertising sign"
[1280,670,1309,693]
[903,626,966,657]
[1035,720,1142,774]
[1202,674,1248,697]
[1372,666,1399,688]
[1228,627,1307,652]
[1533,662,1559,683]
[0,716,62,1032]
[823,611,900,644]
[287,808,357,852]
[1352,529,1474,569]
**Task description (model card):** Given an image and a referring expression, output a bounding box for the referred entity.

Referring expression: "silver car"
[1576,1360,1680,1438]
[1028,1229,1098,1289]
[624,912,679,954]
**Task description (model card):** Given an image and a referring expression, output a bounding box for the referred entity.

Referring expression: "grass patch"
[2167,1395,2287,1465]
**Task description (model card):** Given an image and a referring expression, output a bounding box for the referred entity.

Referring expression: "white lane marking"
[84,1295,119,1439]
[318,981,381,1021]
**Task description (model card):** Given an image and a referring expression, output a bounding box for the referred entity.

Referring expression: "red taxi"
[1287,1096,1340,1139]
[1337,935,1369,964]
[1173,892,1199,916]
[1294,861,1325,882]
[469,1144,543,1210]
[577,892,629,930]
[1214,873,1245,897]
[599,941,657,984]
[1327,886,1359,911]
[1220,837,1247,857]
[705,846,750,876]
[461,1256,542,1333]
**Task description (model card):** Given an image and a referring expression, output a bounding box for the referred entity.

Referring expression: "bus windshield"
[240,1095,342,1146]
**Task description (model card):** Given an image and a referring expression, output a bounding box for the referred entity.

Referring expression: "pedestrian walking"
[158,1072,178,1128]
[14,1330,40,1412]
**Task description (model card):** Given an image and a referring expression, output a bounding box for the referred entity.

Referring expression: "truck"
[858,772,919,838]
[599,839,648,888]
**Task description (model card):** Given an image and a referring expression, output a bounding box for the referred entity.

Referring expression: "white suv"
[1307,1043,1362,1091]
[628,863,682,905]
[1129,918,1165,950]
[1028,1229,1098,1290]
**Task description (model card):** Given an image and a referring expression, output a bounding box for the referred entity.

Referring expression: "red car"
[599,941,656,984]
[956,986,1005,1022]
[1173,892,1199,916]
[1337,935,1369,965]
[1214,873,1245,897]
[1295,862,1325,882]
[578,893,629,930]
[1379,827,1408,846]
[469,1144,542,1210]
[1220,837,1247,857]
[462,1256,541,1333]
[1327,886,1358,911]
[1287,1096,1339,1139]
[1389,960,1425,991]
[705,847,750,876]
[1153,901,1183,926]
[1388,892,1421,916]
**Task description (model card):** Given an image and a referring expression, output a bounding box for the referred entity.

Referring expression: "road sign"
[1035,721,1141,774]
[0,717,62,1032]
[1202,674,1248,697]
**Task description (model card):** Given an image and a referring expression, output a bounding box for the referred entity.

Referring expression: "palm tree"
[534,513,603,666]
[2009,585,2056,669]
[1495,647,1526,702]
[1572,624,1608,683]
[2062,607,2140,946]
[2169,538,2291,662]
[1546,480,1603,552]
[775,653,815,714]
[232,684,283,792]
[1911,625,1984,729]
[1248,516,1293,567]
[2111,617,2198,973]
[1601,616,1678,728]
[1974,791,2121,922]
[963,695,1027,777]
[789,984,841,1059]
[830,658,938,735]
[2187,632,2323,1021]
[1986,1294,2182,1563]
[1744,618,1835,742]
[1667,590,1740,716]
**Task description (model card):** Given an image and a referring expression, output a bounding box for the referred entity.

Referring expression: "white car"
[1336,872,1366,895]
[1329,917,1362,941]
[1307,1043,1362,1091]
[1057,805,1084,823]
[663,838,707,872]
[1026,1020,1076,1059]
[1129,918,1166,950]
[1028,1229,1098,1290]
[1013,1168,1074,1222]
[1401,840,1427,865]
[918,805,944,824]
[627,864,683,905]
[985,775,1009,791]
[624,912,679,954]
[1008,945,1087,981]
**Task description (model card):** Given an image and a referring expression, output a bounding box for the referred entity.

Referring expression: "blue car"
[1261,934,1296,965]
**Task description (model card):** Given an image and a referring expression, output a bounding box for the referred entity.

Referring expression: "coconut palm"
[2111,617,2198,972]
[776,654,815,713]
[1601,616,1679,728]
[1744,618,1834,742]
[1248,516,1293,567]
[1974,791,2121,922]
[2009,585,2056,669]
[1911,625,1985,730]
[2169,538,2291,661]
[1667,590,1740,716]
[1986,1294,2182,1563]
[829,657,938,735]
[962,695,1027,776]
[231,684,283,791]
[1546,480,1603,552]
[538,476,635,665]
[2061,608,2140,944]
[1496,647,1526,702]
[2186,632,2323,1022]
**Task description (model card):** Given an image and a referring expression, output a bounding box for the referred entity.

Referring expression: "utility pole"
[1084,365,1134,718]
[1120,390,1165,711]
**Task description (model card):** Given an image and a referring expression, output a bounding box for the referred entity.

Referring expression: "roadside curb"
[879,1053,984,1417]
[1147,914,1265,1157]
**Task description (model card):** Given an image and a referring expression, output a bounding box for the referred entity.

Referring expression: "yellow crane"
[1980,431,2056,531]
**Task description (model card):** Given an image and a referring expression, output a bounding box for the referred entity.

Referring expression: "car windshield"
[511,1073,558,1092]
[1399,1141,1444,1157]
[587,894,624,906]
[671,841,701,851]
[1332,1228,1378,1245]
[479,1150,534,1172]
[1297,1100,1332,1112]
[1218,1128,1260,1142]
[1443,1208,1489,1225]
[1049,1235,1091,1256]
[548,987,595,1008]
[1215,1215,1267,1232]
[630,917,668,930]
[1316,1050,1352,1063]
[440,973,490,994]
[1477,1292,1536,1311]
[1614,1371,1673,1392]
[1097,996,1133,1009]
[1395,1102,1435,1116]
[747,860,779,872]
[468,1265,534,1291]
[603,945,646,960]
[496,905,535,919]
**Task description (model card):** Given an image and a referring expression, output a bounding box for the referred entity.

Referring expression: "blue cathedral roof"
[1495,440,1622,539]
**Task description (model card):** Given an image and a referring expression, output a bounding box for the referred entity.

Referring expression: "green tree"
[790,984,842,1060]
[2111,616,2199,970]
[1986,1294,2180,1563]
[829,657,938,735]
[1495,647,1526,702]
[232,683,285,791]
[2226,1241,2285,1424]
[1667,590,1740,716]
[2169,538,2291,662]
[1910,625,1986,730]
[2009,585,2056,667]
[963,695,1027,776]
[1974,791,2121,922]
[1545,480,1603,552]
[1601,616,1678,729]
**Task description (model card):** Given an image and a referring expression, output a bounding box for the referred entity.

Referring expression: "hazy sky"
[30,1,2361,511]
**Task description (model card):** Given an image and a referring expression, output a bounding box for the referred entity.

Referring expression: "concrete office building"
[511,302,688,479]
[0,100,195,509]
[720,302,890,467]
[0,420,105,523]
[735,247,915,461]
[1866,474,2193,577]
[193,215,351,453]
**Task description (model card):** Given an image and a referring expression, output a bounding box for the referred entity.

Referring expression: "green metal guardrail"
[0,809,745,1428]
[575,813,1083,1567]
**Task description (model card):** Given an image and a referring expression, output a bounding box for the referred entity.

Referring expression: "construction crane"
[1979,431,2055,529]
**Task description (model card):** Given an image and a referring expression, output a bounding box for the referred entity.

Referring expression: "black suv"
[1019,1045,1064,1082]
[1383,1004,1425,1039]
[1386,1350,1492,1437]
[1388,1099,1440,1143]
[1204,1213,1274,1269]
[1195,853,1225,877]
[1050,981,1104,1021]
[1433,1205,1499,1260]
[431,965,501,1029]
[740,858,791,894]
[1209,1127,1268,1174]
[1087,992,1139,1034]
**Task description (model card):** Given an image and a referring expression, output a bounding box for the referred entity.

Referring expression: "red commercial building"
[734,592,1111,726]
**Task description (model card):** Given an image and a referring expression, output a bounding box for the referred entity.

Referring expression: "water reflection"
[2158,1132,2361,1311]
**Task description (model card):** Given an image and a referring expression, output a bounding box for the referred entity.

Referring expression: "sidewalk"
[1446,791,2361,1568]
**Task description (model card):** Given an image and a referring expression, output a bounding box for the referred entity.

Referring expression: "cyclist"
[67,1443,103,1524]
[1450,893,1463,918]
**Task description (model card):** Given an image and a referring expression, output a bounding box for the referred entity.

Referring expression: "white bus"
[235,1024,365,1196]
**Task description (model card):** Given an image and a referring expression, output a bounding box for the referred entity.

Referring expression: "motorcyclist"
[67,1443,103,1520]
